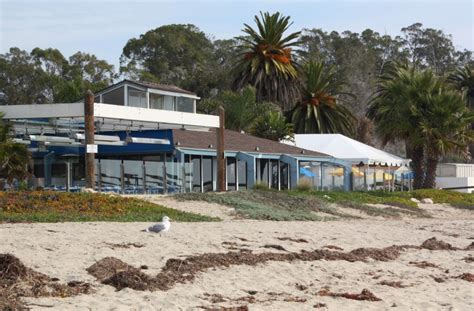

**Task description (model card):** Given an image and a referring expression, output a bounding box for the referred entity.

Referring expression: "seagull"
[145,216,171,234]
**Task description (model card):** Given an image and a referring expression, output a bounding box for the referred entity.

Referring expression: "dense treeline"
[2,21,471,107]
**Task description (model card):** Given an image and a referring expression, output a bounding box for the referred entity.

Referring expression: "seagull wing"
[147,222,166,233]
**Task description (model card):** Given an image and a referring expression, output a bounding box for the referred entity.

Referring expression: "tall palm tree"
[447,65,474,159]
[447,65,474,109]
[232,12,301,110]
[367,64,439,189]
[368,63,473,189]
[291,60,356,136]
[419,91,473,188]
[0,113,30,189]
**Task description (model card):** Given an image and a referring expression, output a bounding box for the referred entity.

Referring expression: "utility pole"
[216,106,226,191]
[84,90,96,189]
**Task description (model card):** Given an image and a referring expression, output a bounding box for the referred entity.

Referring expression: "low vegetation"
[0,191,218,223]
[175,190,351,221]
[176,188,473,220]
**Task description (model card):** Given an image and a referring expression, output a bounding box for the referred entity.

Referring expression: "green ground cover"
[0,191,218,223]
[176,188,472,220]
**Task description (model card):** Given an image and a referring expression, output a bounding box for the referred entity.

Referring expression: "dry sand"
[1,201,473,310]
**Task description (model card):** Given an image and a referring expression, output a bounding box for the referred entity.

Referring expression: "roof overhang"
[1,103,219,135]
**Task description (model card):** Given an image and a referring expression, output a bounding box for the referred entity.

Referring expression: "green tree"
[0,113,30,189]
[291,60,356,135]
[367,63,473,189]
[448,65,474,109]
[0,48,47,105]
[1,47,115,105]
[232,12,301,110]
[250,110,294,141]
[420,90,473,188]
[120,24,216,97]
[401,23,473,74]
[447,65,474,160]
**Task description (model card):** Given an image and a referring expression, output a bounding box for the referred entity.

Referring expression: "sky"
[1,0,473,70]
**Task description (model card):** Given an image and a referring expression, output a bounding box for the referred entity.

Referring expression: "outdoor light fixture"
[125,136,170,145]
[73,133,121,142]
[28,135,75,144]
[94,140,127,146]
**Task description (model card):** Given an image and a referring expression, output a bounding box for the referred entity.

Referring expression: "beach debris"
[105,242,145,249]
[87,257,157,291]
[0,254,92,309]
[420,237,458,250]
[295,283,308,291]
[456,273,474,282]
[464,242,474,250]
[378,280,407,288]
[410,198,421,203]
[277,237,308,243]
[462,256,474,263]
[318,288,382,301]
[262,244,287,251]
[432,276,446,283]
[323,245,344,251]
[145,215,171,233]
[313,302,327,308]
[323,195,332,200]
[198,306,249,311]
[409,261,440,269]
[420,198,434,204]
[88,237,468,292]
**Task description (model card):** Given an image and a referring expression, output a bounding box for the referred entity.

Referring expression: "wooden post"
[84,90,95,189]
[216,106,226,192]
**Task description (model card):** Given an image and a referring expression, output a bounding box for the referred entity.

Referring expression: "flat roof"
[95,79,197,96]
[173,129,330,157]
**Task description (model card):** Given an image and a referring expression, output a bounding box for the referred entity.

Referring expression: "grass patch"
[409,189,474,207]
[175,190,355,221]
[293,190,418,209]
[0,191,218,223]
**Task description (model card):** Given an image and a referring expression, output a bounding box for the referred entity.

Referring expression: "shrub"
[252,181,270,191]
[296,179,313,192]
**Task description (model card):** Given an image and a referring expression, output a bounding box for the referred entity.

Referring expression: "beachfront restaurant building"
[287,134,412,191]
[0,80,354,193]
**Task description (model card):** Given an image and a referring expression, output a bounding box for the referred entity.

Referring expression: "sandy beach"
[1,199,473,310]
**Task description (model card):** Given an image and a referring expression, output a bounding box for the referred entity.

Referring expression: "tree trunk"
[423,150,438,189]
[411,145,425,190]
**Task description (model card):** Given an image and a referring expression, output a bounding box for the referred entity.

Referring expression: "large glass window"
[227,157,236,191]
[144,157,164,194]
[202,156,213,192]
[163,96,175,111]
[237,160,247,189]
[123,160,144,193]
[128,87,147,108]
[191,155,201,192]
[176,97,194,113]
[270,160,279,189]
[99,159,122,192]
[280,162,289,189]
[72,157,85,187]
[149,93,164,110]
[102,87,124,106]
[257,159,269,186]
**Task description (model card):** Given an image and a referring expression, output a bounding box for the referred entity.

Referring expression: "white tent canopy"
[286,134,410,167]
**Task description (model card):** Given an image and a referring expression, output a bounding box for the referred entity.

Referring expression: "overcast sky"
[1,0,472,70]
